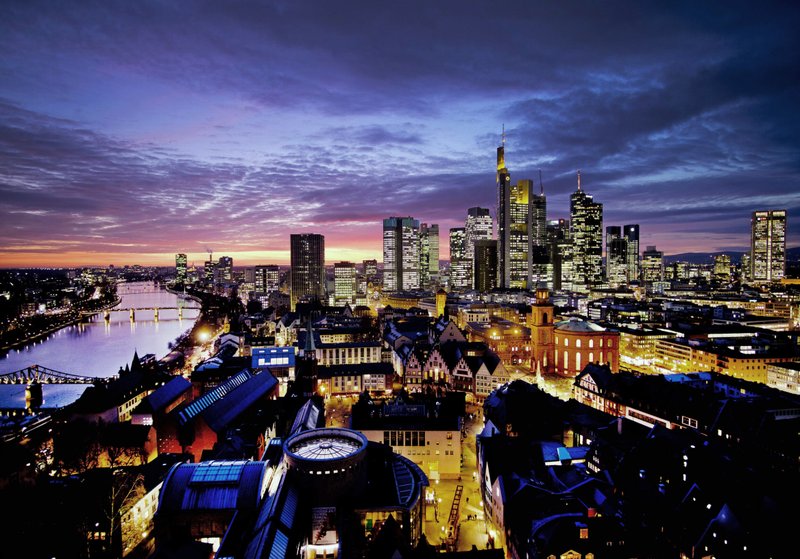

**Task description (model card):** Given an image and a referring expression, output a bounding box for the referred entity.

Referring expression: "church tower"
[294,319,319,398]
[528,286,555,374]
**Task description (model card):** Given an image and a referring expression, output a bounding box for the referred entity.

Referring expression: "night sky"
[2,1,799,267]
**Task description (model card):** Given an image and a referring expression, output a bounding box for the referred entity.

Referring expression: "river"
[0,281,201,410]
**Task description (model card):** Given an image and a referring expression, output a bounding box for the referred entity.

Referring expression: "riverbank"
[0,297,122,355]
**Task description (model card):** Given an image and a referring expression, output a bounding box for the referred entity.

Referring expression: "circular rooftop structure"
[555,316,606,332]
[284,428,368,477]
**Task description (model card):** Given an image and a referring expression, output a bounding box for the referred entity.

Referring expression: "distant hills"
[664,246,800,265]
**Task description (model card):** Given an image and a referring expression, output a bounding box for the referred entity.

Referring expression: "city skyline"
[2,2,799,267]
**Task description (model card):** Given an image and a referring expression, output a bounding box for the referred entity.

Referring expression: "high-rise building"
[570,172,603,292]
[383,217,420,292]
[714,254,731,283]
[751,210,786,283]
[255,264,281,293]
[642,246,664,285]
[496,136,511,289]
[217,256,233,284]
[204,258,215,284]
[605,226,627,287]
[363,259,378,281]
[419,223,440,289]
[530,177,548,287]
[473,240,498,293]
[496,138,547,290]
[466,207,493,290]
[449,227,470,291]
[290,233,325,309]
[547,219,570,291]
[175,253,187,284]
[334,261,357,306]
[624,224,640,283]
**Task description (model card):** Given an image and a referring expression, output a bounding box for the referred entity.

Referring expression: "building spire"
[577,169,582,191]
[501,123,506,146]
[539,169,544,195]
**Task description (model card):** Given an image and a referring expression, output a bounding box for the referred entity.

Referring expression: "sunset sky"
[1,1,799,267]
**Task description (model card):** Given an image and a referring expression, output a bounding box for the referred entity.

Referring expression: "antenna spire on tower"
[539,169,544,195]
[501,124,506,146]
[577,170,582,191]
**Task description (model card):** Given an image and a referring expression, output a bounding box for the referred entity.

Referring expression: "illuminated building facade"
[570,172,603,292]
[473,239,498,292]
[383,216,420,292]
[553,317,619,376]
[465,207,493,289]
[528,287,555,373]
[290,233,326,310]
[624,224,640,283]
[216,256,233,284]
[254,264,280,294]
[605,226,627,287]
[175,253,187,284]
[449,227,470,291]
[419,222,439,289]
[333,261,357,306]
[750,209,786,283]
[641,245,664,285]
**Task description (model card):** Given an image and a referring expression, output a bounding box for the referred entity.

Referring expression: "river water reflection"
[0,282,200,408]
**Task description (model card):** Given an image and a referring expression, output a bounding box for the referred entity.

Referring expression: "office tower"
[363,259,378,280]
[547,219,570,291]
[204,258,215,284]
[605,226,627,287]
[623,224,640,283]
[175,253,187,284]
[714,254,731,283]
[449,227,470,291]
[217,256,233,284]
[641,246,664,284]
[474,240,498,292]
[530,177,548,287]
[496,135,511,289]
[570,172,603,292]
[334,261,357,306]
[465,207,493,289]
[290,233,325,309]
[255,264,281,293]
[751,210,786,283]
[383,217,420,291]
[420,223,440,289]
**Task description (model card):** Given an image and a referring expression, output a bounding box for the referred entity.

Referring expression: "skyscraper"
[217,256,233,284]
[363,259,378,280]
[474,240,498,293]
[333,261,357,306]
[465,207,493,289]
[569,172,603,292]
[449,227,470,291]
[255,264,281,293]
[605,226,627,287]
[624,224,640,283]
[175,253,187,284]
[547,219,570,291]
[641,245,664,285]
[751,210,786,283]
[530,177,548,287]
[496,135,511,288]
[290,233,325,309]
[383,217,420,291]
[419,223,440,289]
